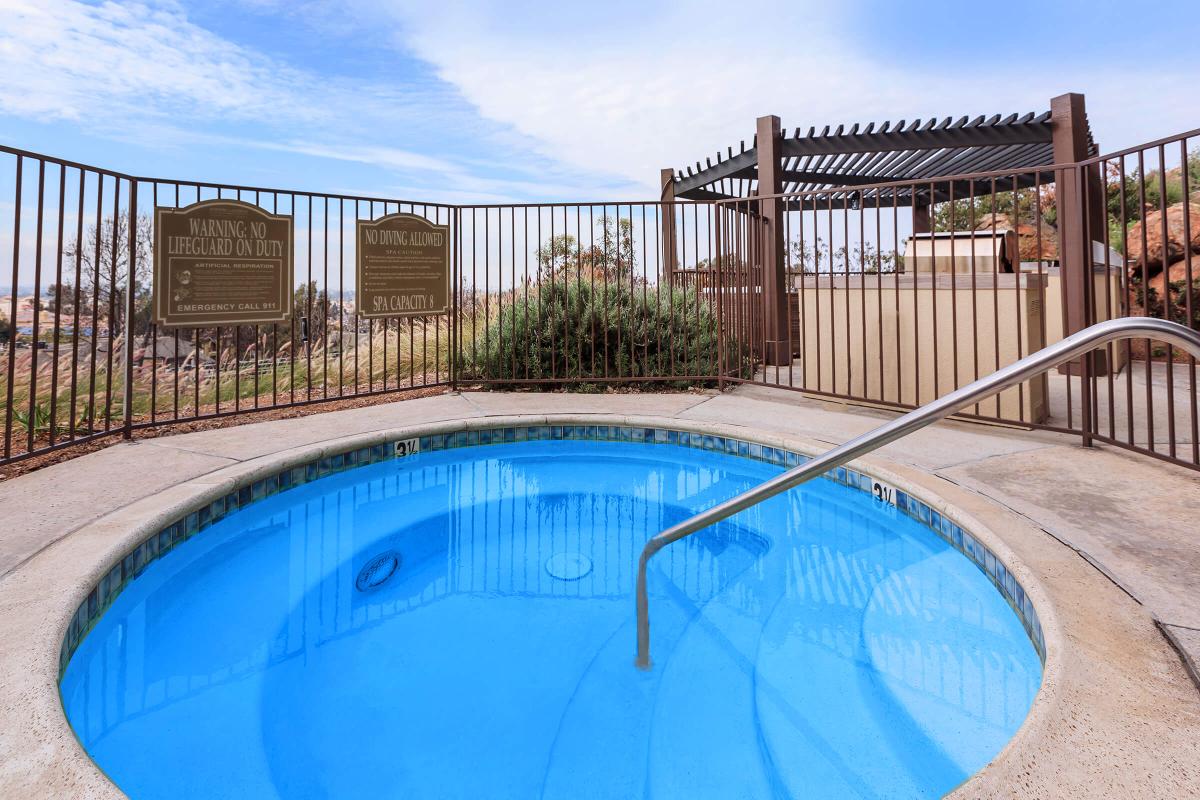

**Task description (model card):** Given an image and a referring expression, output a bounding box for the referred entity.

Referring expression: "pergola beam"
[779,116,1052,158]
[672,110,1065,201]
[778,171,1057,211]
[780,169,904,187]
[674,149,757,195]
[679,186,737,202]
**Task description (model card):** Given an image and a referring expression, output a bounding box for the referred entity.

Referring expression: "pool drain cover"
[545,552,592,581]
[356,550,401,592]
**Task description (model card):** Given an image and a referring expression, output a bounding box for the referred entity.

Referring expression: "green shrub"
[467,278,745,389]
[1131,275,1200,331]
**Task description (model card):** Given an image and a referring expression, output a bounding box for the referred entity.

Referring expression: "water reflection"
[61,441,1040,799]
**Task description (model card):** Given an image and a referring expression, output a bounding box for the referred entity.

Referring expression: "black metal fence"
[2,131,1197,471]
[706,129,1199,470]
[0,146,461,465]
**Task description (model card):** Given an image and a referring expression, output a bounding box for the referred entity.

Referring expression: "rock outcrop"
[1147,253,1198,298]
[974,212,1059,262]
[1125,202,1200,272]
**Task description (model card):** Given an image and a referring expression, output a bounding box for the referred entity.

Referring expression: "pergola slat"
[671,105,1091,205]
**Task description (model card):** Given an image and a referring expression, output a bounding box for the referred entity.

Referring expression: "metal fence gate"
[706,129,1199,471]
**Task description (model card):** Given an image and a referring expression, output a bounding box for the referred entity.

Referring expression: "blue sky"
[0,0,1197,205]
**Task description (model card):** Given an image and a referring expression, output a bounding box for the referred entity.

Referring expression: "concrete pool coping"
[0,390,1197,797]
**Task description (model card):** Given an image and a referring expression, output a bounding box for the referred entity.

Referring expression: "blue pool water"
[61,440,1041,799]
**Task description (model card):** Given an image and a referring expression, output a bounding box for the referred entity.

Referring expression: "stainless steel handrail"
[634,317,1200,669]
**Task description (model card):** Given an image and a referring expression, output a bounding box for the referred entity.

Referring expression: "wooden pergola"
[661,92,1104,366]
[666,108,1095,204]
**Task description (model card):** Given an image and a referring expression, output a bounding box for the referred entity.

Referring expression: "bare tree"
[64,213,153,338]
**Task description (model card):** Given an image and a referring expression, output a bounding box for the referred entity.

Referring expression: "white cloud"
[1,0,1195,207]
[0,0,325,123]
[251,140,460,177]
[373,0,1199,194]
[0,0,594,200]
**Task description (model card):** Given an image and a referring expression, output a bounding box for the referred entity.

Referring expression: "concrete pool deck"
[0,386,1197,797]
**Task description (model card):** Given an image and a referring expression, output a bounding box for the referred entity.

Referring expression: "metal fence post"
[123,178,137,439]
[715,205,725,389]
[1074,166,1094,447]
[450,205,460,390]
[660,170,677,284]
[756,115,790,366]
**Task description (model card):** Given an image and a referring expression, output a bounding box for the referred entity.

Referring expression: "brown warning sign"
[153,200,293,327]
[356,213,450,318]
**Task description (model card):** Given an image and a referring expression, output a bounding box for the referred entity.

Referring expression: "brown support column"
[757,115,790,365]
[1052,91,1107,379]
[660,168,678,285]
[912,201,932,234]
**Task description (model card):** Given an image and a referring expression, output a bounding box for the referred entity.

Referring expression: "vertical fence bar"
[874,189,883,401]
[1180,137,1198,465]
[794,197,807,391]
[1080,165,1099,448]
[927,182,939,409]
[148,183,159,423]
[714,206,723,386]
[968,179,980,414]
[450,206,459,389]
[47,165,66,446]
[1116,156,1134,447]
[911,187,921,410]
[2,140,1200,469]
[26,160,46,454]
[1011,174,1025,420]
[1099,164,1116,439]
[68,168,85,440]
[988,178,1001,418]
[892,189,901,406]
[123,179,137,438]
[1156,145,1176,458]
[3,156,20,460]
[1136,151,1153,451]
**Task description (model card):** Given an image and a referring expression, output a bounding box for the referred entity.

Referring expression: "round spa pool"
[60,433,1042,799]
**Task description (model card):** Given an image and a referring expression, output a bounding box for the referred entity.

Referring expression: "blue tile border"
[59,423,1046,678]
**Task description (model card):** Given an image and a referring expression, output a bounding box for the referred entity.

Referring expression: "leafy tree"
[287,281,346,349]
[1103,148,1200,253]
[789,237,901,275]
[932,187,1055,233]
[43,282,77,315]
[535,215,637,281]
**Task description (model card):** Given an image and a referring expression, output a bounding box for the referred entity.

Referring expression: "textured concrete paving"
[1167,626,1200,681]
[0,386,1197,797]
[1046,362,1199,449]
[692,385,1200,641]
[0,385,1196,661]
[943,446,1200,630]
[0,394,482,581]
[0,446,236,580]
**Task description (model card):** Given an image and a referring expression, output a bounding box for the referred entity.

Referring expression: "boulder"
[1149,253,1199,299]
[1128,254,1199,316]
[1125,202,1200,272]
[974,212,1059,262]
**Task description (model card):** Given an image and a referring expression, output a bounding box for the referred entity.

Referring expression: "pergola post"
[1051,92,1107,378]
[912,202,932,234]
[757,115,790,366]
[659,168,678,285]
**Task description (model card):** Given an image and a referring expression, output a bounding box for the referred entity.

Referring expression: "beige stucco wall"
[791,273,1048,423]
[905,230,1018,274]
[1036,267,1128,374]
